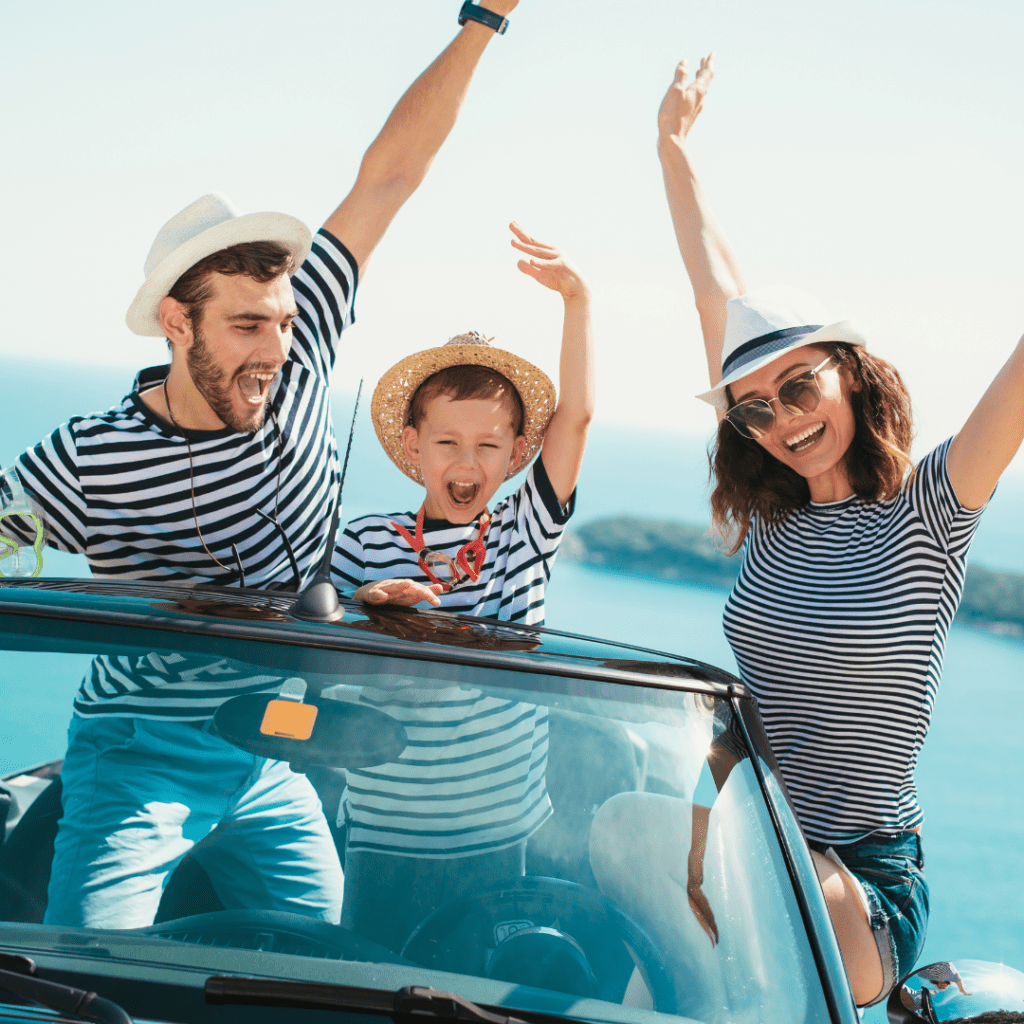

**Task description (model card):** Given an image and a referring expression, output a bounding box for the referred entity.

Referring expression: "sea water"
[2,359,1022,1010]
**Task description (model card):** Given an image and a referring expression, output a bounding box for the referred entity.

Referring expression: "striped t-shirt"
[343,682,551,859]
[333,455,572,857]
[723,440,985,843]
[2,228,357,719]
[331,455,573,625]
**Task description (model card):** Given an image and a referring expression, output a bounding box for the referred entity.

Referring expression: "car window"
[1,621,831,1024]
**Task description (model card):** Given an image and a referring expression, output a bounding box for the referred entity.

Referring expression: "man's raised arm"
[325,2,518,273]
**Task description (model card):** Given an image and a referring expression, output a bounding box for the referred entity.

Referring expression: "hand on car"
[658,53,715,142]
[511,222,589,302]
[354,578,444,607]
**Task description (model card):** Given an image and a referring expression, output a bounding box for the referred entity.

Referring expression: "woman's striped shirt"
[723,440,985,843]
[331,456,573,626]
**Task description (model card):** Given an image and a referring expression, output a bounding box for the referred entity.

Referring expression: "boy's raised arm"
[325,2,519,274]
[512,223,595,507]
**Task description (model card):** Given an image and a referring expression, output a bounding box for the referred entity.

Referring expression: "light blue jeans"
[44,715,343,929]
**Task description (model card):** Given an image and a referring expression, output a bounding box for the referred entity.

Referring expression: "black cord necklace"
[162,376,297,587]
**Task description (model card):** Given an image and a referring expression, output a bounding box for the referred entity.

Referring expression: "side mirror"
[887,959,1024,1023]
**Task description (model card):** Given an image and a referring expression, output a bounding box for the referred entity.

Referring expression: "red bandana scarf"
[392,505,491,593]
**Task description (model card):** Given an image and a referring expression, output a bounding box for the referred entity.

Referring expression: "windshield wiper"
[0,954,133,1024]
[206,977,528,1024]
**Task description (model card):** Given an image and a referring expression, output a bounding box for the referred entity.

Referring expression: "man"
[0,2,520,930]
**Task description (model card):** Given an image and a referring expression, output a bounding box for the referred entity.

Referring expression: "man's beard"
[186,326,274,433]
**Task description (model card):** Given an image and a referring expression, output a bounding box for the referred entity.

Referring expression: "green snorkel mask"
[0,473,46,578]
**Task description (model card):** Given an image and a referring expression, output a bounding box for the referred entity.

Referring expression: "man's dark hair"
[407,365,525,436]
[167,240,294,329]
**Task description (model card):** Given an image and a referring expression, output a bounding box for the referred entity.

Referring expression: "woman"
[656,55,1024,1005]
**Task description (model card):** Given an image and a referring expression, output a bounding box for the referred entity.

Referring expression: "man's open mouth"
[785,422,825,452]
[236,372,276,405]
[447,481,479,508]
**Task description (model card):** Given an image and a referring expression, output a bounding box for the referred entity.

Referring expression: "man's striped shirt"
[2,228,357,719]
[723,440,985,843]
[331,456,573,626]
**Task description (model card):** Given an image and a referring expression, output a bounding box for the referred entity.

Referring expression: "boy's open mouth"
[447,481,479,508]
[236,372,276,405]
[785,422,825,453]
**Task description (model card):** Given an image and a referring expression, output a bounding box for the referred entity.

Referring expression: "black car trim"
[730,696,858,1024]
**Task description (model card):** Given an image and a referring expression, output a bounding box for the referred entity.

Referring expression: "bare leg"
[812,850,883,1005]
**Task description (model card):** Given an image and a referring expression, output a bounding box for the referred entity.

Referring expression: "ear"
[507,434,528,474]
[402,424,422,468]
[159,296,194,350]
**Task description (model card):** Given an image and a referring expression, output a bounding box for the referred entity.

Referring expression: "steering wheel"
[401,877,676,1013]
[136,909,411,965]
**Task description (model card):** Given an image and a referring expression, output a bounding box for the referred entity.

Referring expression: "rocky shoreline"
[561,516,1024,639]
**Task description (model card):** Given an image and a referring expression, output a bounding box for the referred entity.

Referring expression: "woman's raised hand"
[658,53,715,142]
[510,222,589,301]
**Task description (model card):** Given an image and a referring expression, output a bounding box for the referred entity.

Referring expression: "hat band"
[721,325,824,379]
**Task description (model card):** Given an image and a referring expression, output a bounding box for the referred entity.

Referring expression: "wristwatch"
[458,1,509,35]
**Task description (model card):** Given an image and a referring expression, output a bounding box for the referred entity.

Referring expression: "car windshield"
[1,595,831,1024]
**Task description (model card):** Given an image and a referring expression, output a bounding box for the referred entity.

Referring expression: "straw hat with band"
[697,285,870,410]
[371,332,556,484]
[126,192,312,337]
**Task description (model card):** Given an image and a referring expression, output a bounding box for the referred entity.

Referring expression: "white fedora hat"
[697,285,869,409]
[126,192,313,337]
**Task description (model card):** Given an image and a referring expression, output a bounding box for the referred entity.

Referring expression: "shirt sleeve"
[289,227,358,383]
[907,437,988,558]
[515,454,575,559]
[4,421,89,554]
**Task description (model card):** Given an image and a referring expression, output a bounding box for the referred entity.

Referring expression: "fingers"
[694,52,715,94]
[510,221,560,258]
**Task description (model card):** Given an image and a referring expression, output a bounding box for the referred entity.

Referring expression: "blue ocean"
[2,357,1022,1016]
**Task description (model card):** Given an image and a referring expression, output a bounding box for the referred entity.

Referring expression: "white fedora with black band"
[126,192,313,337]
[697,286,869,409]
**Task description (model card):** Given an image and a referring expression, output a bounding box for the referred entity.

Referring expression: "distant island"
[561,516,1024,639]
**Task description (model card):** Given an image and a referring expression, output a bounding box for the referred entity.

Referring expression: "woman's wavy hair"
[710,343,914,554]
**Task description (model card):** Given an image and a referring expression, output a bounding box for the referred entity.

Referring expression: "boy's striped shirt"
[332,456,573,626]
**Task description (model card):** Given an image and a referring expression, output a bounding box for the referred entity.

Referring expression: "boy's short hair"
[407,365,525,436]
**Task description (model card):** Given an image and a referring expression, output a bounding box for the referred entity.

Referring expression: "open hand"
[510,222,589,301]
[354,578,444,607]
[658,54,715,141]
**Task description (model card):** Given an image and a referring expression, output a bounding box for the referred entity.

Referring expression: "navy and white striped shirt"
[343,682,551,858]
[332,456,573,626]
[723,440,986,843]
[6,228,356,587]
[2,229,357,720]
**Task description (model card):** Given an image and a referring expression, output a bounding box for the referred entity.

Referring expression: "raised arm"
[511,223,595,506]
[324,3,517,273]
[657,55,745,390]
[946,335,1024,510]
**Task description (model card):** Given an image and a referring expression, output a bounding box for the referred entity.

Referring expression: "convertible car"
[1,576,1018,1024]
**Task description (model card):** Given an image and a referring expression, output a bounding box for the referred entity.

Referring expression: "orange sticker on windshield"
[260,700,318,740]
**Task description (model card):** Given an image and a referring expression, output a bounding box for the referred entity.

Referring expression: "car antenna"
[290,379,362,622]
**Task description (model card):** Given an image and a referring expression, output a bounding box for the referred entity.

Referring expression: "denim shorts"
[809,831,929,1005]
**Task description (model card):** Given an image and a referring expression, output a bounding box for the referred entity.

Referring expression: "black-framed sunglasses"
[724,356,834,440]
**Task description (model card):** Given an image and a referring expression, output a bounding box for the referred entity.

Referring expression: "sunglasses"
[724,356,834,440]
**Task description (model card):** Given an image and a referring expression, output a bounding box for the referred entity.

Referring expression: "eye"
[237,324,259,333]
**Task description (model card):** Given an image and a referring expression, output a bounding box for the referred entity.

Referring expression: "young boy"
[329,222,594,951]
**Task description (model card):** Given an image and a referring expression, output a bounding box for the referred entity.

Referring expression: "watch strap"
[458,2,509,35]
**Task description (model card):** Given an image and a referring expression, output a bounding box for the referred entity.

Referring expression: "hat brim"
[696,319,870,410]
[371,344,557,484]
[125,211,313,337]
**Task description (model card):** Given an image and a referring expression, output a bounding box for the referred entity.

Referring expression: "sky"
[2,0,1023,465]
